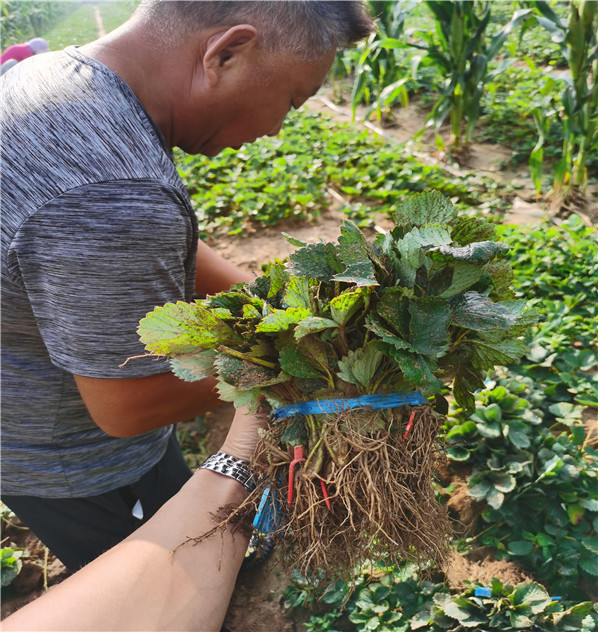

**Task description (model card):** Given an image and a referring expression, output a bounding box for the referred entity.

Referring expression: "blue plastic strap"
[270,391,426,421]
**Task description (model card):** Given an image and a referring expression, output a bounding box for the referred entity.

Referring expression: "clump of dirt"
[445,547,532,591]
[445,475,484,537]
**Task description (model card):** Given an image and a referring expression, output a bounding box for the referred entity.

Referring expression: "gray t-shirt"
[1,47,198,497]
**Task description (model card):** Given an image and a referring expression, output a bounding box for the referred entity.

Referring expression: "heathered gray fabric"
[1,47,199,497]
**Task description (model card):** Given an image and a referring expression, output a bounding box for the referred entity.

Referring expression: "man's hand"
[219,406,268,462]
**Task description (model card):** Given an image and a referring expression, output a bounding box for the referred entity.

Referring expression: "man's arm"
[74,241,253,438]
[74,372,222,437]
[194,238,253,296]
[2,408,265,632]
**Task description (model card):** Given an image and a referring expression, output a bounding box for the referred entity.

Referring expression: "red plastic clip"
[402,410,416,440]
[287,445,306,505]
[320,479,331,510]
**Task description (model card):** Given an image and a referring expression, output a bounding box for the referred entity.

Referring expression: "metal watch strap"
[199,452,256,492]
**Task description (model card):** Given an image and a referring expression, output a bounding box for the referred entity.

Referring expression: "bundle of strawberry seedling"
[138,191,536,579]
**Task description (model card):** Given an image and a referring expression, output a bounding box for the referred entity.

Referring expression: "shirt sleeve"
[8,179,198,378]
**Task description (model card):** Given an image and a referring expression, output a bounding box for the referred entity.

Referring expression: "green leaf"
[294,316,338,340]
[507,540,534,556]
[511,583,552,614]
[442,599,487,626]
[579,498,598,511]
[256,307,311,333]
[267,261,290,297]
[333,220,378,286]
[392,190,457,227]
[138,301,243,354]
[580,557,598,576]
[278,345,322,379]
[439,262,484,298]
[408,297,451,355]
[287,241,342,281]
[169,351,217,382]
[409,224,453,248]
[451,292,518,331]
[382,346,442,394]
[283,276,312,310]
[470,333,528,370]
[581,536,598,554]
[215,381,261,411]
[493,472,516,493]
[376,287,411,339]
[242,304,261,319]
[329,287,369,325]
[366,314,417,353]
[447,446,471,461]
[486,487,505,509]
[337,343,384,388]
[450,215,496,245]
[282,232,308,248]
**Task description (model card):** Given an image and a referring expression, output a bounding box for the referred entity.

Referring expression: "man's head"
[110,1,374,155]
[134,1,374,61]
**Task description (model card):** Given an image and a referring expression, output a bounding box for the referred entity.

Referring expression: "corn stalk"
[344,0,418,121]
[529,1,598,204]
[411,1,533,152]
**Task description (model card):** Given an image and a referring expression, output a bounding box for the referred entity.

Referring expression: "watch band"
[199,452,257,492]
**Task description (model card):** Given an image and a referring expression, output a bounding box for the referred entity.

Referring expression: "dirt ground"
[1,97,594,628]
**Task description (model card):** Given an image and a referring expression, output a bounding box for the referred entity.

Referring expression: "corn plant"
[528,1,598,205]
[411,1,533,153]
[344,0,418,121]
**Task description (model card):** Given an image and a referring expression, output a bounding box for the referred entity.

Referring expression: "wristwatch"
[199,452,257,493]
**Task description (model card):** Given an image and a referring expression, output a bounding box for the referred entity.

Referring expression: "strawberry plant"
[413,579,598,631]
[138,191,535,579]
[1,547,24,588]
[446,377,598,600]
[177,110,512,238]
[499,215,598,412]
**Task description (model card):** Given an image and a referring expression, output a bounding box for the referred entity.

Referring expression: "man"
[1,1,374,572]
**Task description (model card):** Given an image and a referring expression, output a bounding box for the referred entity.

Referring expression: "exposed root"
[179,405,451,584]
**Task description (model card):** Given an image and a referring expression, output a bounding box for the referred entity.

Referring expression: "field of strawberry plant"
[1,1,596,629]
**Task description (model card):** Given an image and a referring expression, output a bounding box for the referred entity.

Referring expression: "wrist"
[199,452,257,493]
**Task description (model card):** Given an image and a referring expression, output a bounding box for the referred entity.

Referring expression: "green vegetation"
[39,3,98,50]
[528,1,598,201]
[178,110,510,239]
[283,213,597,623]
[0,1,78,47]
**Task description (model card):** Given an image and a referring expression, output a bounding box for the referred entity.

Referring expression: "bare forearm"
[194,239,252,296]
[2,470,249,632]
[74,372,223,437]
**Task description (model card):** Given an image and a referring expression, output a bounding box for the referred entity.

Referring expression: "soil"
[2,93,595,628]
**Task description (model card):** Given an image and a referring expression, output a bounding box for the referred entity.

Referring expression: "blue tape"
[252,471,285,534]
[475,587,561,600]
[270,391,426,421]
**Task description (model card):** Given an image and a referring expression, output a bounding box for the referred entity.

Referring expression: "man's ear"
[203,25,259,87]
